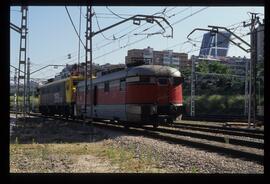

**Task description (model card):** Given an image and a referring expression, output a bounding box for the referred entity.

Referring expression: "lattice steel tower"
[84,6,93,119]
[16,6,28,118]
[190,56,196,116]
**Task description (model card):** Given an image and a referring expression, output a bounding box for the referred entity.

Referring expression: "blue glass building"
[199,31,231,58]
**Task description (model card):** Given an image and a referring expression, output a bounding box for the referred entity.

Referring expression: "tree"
[197,60,231,74]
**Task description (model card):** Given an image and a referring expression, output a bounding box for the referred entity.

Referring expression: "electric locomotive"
[75,65,183,127]
[38,75,84,118]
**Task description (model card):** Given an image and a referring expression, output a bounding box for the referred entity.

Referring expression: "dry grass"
[10,116,166,173]
[10,142,166,173]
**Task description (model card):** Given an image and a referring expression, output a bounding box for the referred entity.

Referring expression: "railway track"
[143,126,263,149]
[182,114,264,123]
[11,112,264,164]
[168,123,264,140]
[182,115,245,122]
[173,121,264,134]
[81,121,264,165]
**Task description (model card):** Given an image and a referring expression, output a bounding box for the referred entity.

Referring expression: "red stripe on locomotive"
[126,83,182,105]
[76,83,183,105]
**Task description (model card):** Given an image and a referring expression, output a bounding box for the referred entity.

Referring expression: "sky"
[10,6,264,81]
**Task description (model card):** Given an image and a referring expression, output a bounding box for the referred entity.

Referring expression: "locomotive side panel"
[39,79,67,115]
[75,78,127,121]
[93,79,126,121]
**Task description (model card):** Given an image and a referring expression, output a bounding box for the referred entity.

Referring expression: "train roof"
[127,65,181,77]
[77,65,181,87]
[39,76,83,89]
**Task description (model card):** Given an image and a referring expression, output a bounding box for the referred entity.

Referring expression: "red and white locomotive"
[75,65,183,127]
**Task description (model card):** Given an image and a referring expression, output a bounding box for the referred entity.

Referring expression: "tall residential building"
[125,47,189,69]
[222,56,250,76]
[192,55,249,76]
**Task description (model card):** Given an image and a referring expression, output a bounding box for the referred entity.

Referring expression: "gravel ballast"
[96,127,264,173]
[10,115,264,173]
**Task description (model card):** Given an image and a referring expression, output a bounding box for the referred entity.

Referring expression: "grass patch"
[10,142,166,173]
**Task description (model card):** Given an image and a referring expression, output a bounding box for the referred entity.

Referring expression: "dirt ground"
[9,115,165,173]
[10,115,263,173]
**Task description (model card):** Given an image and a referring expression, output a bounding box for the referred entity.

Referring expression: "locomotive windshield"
[73,80,80,85]
[172,77,184,86]
[158,78,168,85]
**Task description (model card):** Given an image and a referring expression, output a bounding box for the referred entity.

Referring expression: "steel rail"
[12,112,264,165]
[165,123,264,140]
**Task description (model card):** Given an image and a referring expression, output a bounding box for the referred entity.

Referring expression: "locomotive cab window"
[172,77,184,86]
[140,76,150,83]
[158,78,168,85]
[73,80,79,86]
[104,82,110,92]
[120,79,125,91]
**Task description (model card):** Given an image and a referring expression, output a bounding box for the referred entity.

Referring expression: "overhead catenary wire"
[133,7,190,36]
[92,7,180,49]
[93,7,209,61]
[28,50,79,69]
[62,7,208,65]
[185,31,251,56]
[106,6,126,19]
[92,7,192,52]
[77,6,82,68]
[93,9,115,41]
[36,7,251,71]
[166,18,251,53]
[65,6,86,49]
[23,6,188,68]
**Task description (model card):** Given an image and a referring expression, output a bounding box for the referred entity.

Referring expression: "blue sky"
[10,6,264,80]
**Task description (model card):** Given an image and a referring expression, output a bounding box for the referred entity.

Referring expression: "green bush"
[184,95,247,116]
[10,96,39,111]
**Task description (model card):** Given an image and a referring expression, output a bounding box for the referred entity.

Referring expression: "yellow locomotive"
[38,75,84,118]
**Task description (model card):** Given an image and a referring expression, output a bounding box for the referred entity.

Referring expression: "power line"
[92,7,180,49]
[166,18,251,54]
[92,7,191,52]
[94,16,123,19]
[27,7,213,71]
[92,7,208,62]
[77,6,82,68]
[60,7,176,63]
[65,6,86,49]
[133,7,191,36]
[185,31,251,55]
[50,7,212,68]
[94,36,147,60]
[93,9,114,41]
[95,12,137,16]
[38,6,195,65]
[106,6,126,19]
[26,50,79,69]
